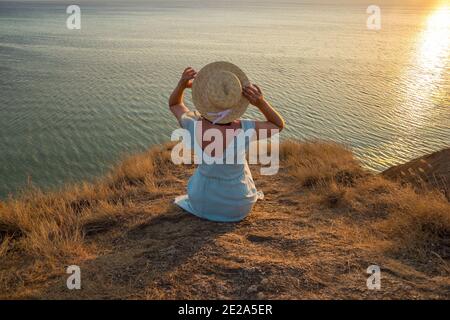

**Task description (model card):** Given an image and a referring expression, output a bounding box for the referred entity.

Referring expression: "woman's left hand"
[243,84,265,107]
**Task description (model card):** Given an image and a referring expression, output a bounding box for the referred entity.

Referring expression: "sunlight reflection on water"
[371,5,449,167]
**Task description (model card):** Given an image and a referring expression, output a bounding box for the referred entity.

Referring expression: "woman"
[169,62,285,222]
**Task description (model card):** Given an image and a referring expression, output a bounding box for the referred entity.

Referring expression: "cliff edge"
[1,141,449,299]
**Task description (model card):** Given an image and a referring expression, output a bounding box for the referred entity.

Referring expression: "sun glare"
[381,4,449,165]
[404,4,449,115]
[419,4,450,69]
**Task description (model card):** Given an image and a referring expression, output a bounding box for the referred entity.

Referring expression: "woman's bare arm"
[243,84,285,138]
[169,67,197,125]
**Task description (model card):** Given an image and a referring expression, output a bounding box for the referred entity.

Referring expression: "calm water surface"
[0,0,449,197]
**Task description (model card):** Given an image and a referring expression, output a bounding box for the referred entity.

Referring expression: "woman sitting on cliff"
[169,62,285,222]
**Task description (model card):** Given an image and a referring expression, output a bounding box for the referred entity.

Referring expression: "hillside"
[0,141,449,299]
[383,148,449,200]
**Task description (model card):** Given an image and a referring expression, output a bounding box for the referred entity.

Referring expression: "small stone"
[257,292,265,300]
[260,278,269,285]
[247,285,258,294]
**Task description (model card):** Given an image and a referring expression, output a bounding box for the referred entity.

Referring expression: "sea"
[0,0,449,198]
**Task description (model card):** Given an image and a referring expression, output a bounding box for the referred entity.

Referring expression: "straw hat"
[192,61,250,124]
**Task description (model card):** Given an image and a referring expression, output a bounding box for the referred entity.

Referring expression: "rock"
[257,292,265,299]
[247,285,258,294]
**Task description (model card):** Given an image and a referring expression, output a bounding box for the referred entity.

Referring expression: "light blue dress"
[174,112,264,222]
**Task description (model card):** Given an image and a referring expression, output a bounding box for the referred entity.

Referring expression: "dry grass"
[316,176,450,261]
[0,144,174,261]
[280,140,367,188]
[279,140,449,263]
[0,140,449,299]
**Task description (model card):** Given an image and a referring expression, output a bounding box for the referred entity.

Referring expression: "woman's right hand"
[179,67,197,89]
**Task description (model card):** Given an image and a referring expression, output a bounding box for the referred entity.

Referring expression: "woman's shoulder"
[182,110,202,121]
[180,110,202,129]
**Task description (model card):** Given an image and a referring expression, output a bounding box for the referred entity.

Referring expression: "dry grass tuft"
[378,189,450,260]
[280,140,366,188]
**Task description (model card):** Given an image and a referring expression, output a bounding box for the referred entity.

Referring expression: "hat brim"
[192,61,250,124]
